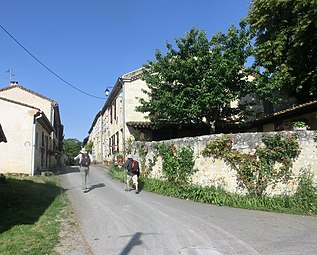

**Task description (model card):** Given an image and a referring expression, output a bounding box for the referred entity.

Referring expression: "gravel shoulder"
[54,197,89,255]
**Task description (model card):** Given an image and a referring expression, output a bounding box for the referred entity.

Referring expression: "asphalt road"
[59,164,317,255]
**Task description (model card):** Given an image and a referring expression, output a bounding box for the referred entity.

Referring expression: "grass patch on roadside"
[0,174,69,255]
[108,166,317,216]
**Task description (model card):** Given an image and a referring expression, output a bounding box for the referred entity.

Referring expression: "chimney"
[10,81,18,86]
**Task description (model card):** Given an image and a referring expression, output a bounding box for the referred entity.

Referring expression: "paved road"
[59,164,317,255]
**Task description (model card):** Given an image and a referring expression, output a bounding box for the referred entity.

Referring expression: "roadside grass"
[108,166,317,216]
[0,174,70,255]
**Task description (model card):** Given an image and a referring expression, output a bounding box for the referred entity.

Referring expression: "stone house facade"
[0,82,64,175]
[88,68,149,163]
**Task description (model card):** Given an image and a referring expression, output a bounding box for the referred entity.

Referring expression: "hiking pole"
[124,168,128,191]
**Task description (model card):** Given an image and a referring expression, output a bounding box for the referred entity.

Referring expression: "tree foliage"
[63,138,82,159]
[247,0,317,102]
[137,22,255,133]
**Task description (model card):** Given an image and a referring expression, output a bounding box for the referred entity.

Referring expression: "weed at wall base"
[109,165,317,215]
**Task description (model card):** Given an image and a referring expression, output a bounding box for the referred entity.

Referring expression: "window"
[116,131,119,153]
[41,132,44,167]
[112,135,116,154]
[109,138,112,155]
[41,132,44,147]
[35,132,39,149]
[45,135,49,167]
[114,100,117,120]
[110,106,113,124]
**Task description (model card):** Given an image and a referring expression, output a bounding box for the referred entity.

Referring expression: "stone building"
[0,81,64,175]
[88,68,149,163]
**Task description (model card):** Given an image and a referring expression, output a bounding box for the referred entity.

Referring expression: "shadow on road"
[120,232,142,255]
[119,232,160,254]
[88,182,106,191]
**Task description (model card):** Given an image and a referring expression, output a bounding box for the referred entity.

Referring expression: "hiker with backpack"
[74,147,93,193]
[123,154,140,194]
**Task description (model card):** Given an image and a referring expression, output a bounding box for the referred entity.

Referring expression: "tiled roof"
[252,99,317,125]
[272,99,317,116]
[126,121,154,128]
[126,121,186,129]
[121,68,143,81]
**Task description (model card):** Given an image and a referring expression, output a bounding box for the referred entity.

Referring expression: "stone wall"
[132,131,317,196]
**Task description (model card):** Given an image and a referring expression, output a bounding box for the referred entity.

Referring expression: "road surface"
[59,164,317,255]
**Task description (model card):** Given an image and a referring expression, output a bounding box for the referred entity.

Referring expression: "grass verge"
[108,166,317,216]
[0,174,70,255]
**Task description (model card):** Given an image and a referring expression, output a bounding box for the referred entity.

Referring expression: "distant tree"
[247,0,317,102]
[63,138,82,164]
[137,22,255,133]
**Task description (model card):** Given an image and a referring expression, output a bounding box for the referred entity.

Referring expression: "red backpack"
[131,160,140,176]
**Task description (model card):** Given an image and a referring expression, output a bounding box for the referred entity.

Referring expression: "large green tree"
[137,22,255,133]
[247,0,317,102]
[63,138,82,164]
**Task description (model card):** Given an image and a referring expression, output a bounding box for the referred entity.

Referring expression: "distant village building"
[0,81,64,175]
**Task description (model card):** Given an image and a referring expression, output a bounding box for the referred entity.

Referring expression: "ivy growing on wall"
[202,133,301,196]
[125,136,135,155]
[154,143,196,185]
[137,142,148,175]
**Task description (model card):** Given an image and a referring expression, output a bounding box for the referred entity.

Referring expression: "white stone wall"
[133,131,317,195]
[0,103,34,174]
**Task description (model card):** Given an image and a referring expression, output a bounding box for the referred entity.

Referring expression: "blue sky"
[0,0,251,141]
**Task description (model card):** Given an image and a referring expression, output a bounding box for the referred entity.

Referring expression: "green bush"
[154,143,196,184]
[292,169,317,213]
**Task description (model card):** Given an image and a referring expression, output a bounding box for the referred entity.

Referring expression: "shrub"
[203,133,300,196]
[155,143,196,185]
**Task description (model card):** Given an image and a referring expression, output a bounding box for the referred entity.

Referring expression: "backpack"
[131,160,140,177]
[81,153,91,167]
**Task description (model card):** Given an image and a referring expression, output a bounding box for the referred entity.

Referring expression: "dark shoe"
[135,190,139,194]
[125,188,129,192]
